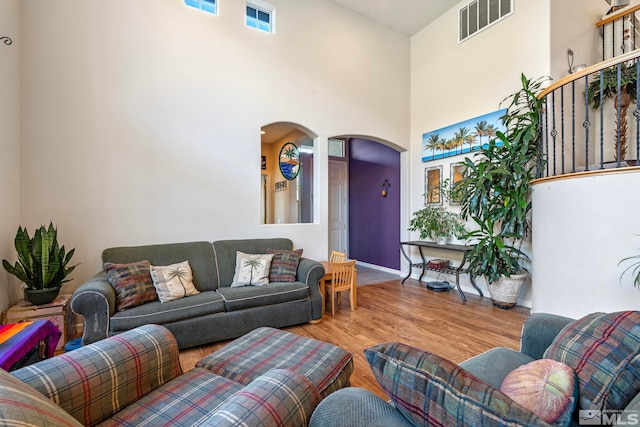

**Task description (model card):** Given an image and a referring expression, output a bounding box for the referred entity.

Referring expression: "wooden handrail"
[595,4,640,28]
[538,48,640,99]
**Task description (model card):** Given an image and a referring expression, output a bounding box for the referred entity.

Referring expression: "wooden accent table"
[400,241,484,302]
[2,294,77,352]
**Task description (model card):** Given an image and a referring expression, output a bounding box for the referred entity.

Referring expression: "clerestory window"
[185,0,217,15]
[246,1,274,33]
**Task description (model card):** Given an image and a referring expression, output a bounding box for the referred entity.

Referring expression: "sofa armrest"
[297,258,325,321]
[70,271,116,345]
[310,387,413,427]
[12,324,182,427]
[520,313,574,359]
[203,369,321,427]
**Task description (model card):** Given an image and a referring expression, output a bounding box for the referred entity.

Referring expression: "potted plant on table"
[2,223,77,305]
[408,205,466,245]
[458,74,546,309]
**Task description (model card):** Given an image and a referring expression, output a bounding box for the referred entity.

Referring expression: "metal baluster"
[561,86,565,174]
[613,20,617,59]
[616,64,622,166]
[636,57,640,163]
[551,91,557,176]
[584,75,591,171]
[572,80,576,172]
[545,94,550,177]
[600,70,605,169]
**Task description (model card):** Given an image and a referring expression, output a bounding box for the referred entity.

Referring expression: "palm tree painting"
[421,109,506,162]
[243,257,264,284]
[168,266,189,297]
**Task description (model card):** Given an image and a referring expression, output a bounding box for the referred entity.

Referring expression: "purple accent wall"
[348,138,400,270]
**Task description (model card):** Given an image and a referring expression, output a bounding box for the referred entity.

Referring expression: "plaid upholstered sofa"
[1,324,352,426]
[310,311,640,427]
[71,238,325,349]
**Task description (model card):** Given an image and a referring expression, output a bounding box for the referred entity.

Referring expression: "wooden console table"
[400,240,484,302]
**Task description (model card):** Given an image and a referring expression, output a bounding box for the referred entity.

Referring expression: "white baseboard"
[355,261,403,276]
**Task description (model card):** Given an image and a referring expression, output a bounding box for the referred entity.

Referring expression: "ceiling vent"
[459,0,513,42]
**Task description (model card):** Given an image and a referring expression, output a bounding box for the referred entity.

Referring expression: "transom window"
[185,0,217,15]
[246,1,274,33]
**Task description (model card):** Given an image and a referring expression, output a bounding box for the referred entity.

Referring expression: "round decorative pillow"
[500,359,577,427]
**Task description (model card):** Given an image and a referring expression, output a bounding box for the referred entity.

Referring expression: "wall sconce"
[567,49,585,74]
[381,179,390,198]
[1,36,12,46]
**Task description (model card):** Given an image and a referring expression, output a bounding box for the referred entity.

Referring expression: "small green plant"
[2,223,76,290]
[619,236,640,288]
[408,206,466,241]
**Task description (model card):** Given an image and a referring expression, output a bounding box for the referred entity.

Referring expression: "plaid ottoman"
[196,327,353,397]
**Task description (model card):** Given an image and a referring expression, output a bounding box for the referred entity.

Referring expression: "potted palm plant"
[586,61,637,162]
[458,74,546,309]
[408,206,466,245]
[2,223,76,305]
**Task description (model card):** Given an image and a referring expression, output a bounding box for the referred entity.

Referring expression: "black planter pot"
[24,287,60,305]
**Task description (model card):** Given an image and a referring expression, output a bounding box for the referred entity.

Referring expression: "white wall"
[0,0,22,313]
[19,0,410,291]
[550,0,606,81]
[532,170,640,318]
[408,0,551,306]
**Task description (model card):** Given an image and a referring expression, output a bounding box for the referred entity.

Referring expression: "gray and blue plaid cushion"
[13,324,182,426]
[101,368,243,426]
[544,310,640,412]
[203,369,321,426]
[197,327,353,397]
[365,342,554,427]
[0,368,82,427]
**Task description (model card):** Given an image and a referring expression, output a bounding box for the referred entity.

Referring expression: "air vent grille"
[459,0,513,42]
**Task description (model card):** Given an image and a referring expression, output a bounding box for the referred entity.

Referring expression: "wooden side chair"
[329,251,346,263]
[326,259,357,316]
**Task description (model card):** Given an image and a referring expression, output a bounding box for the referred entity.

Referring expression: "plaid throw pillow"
[267,248,303,282]
[365,342,553,427]
[150,261,200,302]
[543,311,640,412]
[104,261,158,311]
[0,367,82,426]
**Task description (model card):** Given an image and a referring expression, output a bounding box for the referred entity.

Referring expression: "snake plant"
[2,223,76,290]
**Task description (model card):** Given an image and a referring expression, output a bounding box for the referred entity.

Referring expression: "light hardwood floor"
[179,278,530,399]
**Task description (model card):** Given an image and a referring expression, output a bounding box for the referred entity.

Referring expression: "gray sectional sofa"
[70,238,325,349]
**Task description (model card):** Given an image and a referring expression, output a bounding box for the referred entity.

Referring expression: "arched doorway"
[328,136,403,271]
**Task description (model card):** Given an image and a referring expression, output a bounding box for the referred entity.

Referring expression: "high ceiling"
[330,0,462,36]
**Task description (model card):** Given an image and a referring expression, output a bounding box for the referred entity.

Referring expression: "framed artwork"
[424,166,443,206]
[448,163,467,206]
[261,155,266,170]
[421,109,507,162]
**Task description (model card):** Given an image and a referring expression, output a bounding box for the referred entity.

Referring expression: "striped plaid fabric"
[543,311,640,412]
[267,249,303,282]
[100,368,243,426]
[196,327,353,397]
[202,369,321,427]
[104,260,158,311]
[12,324,182,427]
[0,367,82,427]
[365,342,554,427]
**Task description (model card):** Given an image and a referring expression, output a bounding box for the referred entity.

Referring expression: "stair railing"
[537,49,640,179]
